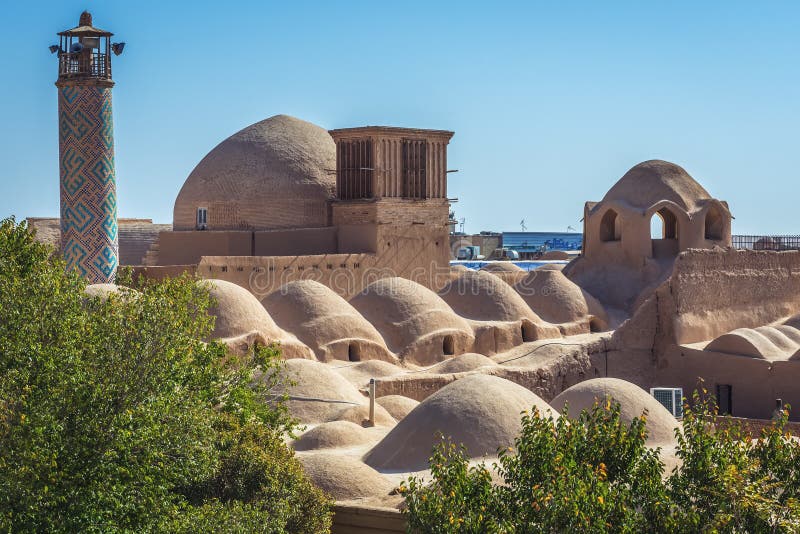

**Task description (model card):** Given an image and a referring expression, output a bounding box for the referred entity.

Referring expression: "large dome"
[600,160,712,213]
[173,115,336,230]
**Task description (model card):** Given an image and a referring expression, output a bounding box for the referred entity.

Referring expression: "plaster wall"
[197,240,451,300]
[669,249,800,344]
[337,225,377,254]
[657,345,800,421]
[254,227,337,256]
[156,231,252,266]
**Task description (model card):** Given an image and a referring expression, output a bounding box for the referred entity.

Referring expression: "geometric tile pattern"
[59,85,118,283]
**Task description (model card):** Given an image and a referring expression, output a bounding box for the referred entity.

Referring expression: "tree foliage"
[402,389,800,533]
[0,218,331,532]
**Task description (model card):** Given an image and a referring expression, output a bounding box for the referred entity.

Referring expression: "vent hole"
[348,343,361,362]
[443,335,455,356]
[521,323,536,342]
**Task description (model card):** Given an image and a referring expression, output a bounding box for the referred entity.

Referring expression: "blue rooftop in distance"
[502,232,582,252]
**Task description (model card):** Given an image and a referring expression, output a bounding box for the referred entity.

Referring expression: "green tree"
[402,390,800,533]
[402,402,670,533]
[668,389,800,533]
[0,217,331,533]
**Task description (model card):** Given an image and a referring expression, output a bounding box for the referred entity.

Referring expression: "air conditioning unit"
[650,387,683,418]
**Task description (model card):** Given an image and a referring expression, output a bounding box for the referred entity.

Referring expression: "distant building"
[501,232,582,259]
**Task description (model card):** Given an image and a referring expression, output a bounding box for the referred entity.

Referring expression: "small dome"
[336,360,404,388]
[201,279,313,359]
[439,270,540,323]
[264,280,394,363]
[601,160,712,213]
[174,115,335,230]
[550,378,679,445]
[431,352,497,374]
[514,269,601,325]
[298,453,394,501]
[376,395,420,421]
[480,262,525,273]
[364,375,556,470]
[705,328,790,360]
[278,359,367,424]
[293,421,378,451]
[334,403,396,427]
[350,277,474,365]
[83,283,134,301]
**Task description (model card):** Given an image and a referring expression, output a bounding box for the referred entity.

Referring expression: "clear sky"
[2,0,798,234]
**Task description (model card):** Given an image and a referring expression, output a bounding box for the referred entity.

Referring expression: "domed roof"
[350,277,473,354]
[336,360,404,388]
[550,378,679,445]
[83,283,139,302]
[480,262,525,273]
[364,375,557,470]
[600,160,712,213]
[431,352,497,374]
[376,395,420,421]
[293,421,380,451]
[174,115,335,230]
[264,280,394,363]
[297,453,394,501]
[278,359,367,424]
[438,270,541,323]
[705,327,792,360]
[513,269,592,324]
[201,279,313,359]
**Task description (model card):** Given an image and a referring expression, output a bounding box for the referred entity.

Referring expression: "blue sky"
[2,0,798,234]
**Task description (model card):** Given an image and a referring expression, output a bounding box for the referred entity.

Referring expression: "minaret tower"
[53,12,124,282]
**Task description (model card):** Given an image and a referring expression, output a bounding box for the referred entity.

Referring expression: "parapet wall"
[670,249,800,344]
[198,248,454,300]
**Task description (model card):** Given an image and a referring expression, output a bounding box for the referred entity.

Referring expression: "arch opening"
[348,343,361,362]
[442,335,455,356]
[705,205,724,240]
[521,322,536,342]
[650,208,678,239]
[650,207,680,258]
[599,209,620,242]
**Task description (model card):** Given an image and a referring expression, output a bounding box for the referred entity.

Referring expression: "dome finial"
[79,10,92,27]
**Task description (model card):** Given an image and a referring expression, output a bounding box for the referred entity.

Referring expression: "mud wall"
[669,249,800,344]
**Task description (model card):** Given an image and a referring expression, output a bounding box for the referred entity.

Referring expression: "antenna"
[520,219,527,232]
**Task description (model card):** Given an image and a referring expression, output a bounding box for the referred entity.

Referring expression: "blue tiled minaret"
[55,11,122,282]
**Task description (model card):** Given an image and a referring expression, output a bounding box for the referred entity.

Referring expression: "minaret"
[53,11,124,282]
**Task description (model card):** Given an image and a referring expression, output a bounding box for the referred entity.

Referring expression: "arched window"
[442,335,455,356]
[650,208,678,239]
[705,205,724,240]
[521,322,536,342]
[348,343,361,362]
[599,209,620,242]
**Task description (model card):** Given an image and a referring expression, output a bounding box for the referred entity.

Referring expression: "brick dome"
[173,114,335,230]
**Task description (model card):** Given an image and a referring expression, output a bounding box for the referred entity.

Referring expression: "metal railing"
[58,52,111,79]
[732,235,800,251]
